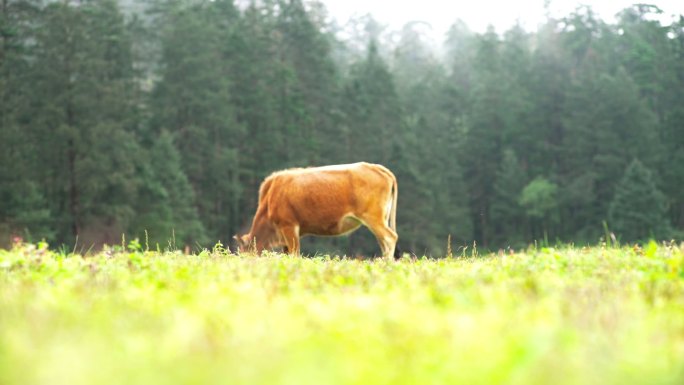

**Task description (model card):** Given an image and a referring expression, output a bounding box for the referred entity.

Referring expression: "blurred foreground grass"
[1,242,683,385]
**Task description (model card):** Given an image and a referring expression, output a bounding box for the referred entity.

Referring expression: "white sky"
[324,0,684,37]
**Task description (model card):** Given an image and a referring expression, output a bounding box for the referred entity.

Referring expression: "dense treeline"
[1,0,682,254]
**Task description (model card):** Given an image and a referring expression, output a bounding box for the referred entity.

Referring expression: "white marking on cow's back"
[311,163,363,172]
[273,163,364,177]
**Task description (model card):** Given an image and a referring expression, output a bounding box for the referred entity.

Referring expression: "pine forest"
[1,0,683,255]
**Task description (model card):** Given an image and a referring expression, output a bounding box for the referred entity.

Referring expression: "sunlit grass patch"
[1,243,683,385]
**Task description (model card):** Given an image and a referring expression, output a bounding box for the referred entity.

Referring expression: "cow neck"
[249,208,274,249]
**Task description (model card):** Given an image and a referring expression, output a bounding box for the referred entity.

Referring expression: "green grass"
[1,242,683,385]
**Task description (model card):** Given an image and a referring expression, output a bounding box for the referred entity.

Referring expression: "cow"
[233,162,399,259]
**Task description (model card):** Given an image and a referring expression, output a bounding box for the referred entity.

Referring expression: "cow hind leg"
[280,225,300,256]
[363,218,398,260]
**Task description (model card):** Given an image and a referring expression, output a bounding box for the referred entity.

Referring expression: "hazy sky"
[324,0,683,37]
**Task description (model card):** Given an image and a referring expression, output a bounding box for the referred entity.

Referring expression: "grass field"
[1,241,683,385]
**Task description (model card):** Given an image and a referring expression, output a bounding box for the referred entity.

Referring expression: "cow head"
[233,233,255,253]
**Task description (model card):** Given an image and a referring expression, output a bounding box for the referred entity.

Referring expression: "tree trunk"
[67,139,80,238]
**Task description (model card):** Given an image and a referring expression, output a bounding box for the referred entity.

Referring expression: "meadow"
[1,241,683,385]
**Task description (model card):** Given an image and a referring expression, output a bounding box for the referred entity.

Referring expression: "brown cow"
[234,162,398,259]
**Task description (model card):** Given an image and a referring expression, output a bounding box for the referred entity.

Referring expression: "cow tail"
[376,165,398,231]
[390,172,398,232]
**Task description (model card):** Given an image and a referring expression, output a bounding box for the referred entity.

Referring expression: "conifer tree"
[459,28,506,247]
[28,0,141,244]
[617,6,684,230]
[490,149,527,246]
[341,41,400,164]
[151,0,242,241]
[0,0,53,242]
[393,23,473,250]
[272,0,337,166]
[132,131,207,248]
[608,159,671,242]
[562,67,659,239]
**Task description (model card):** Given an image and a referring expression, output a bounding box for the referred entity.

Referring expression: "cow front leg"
[280,225,300,256]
